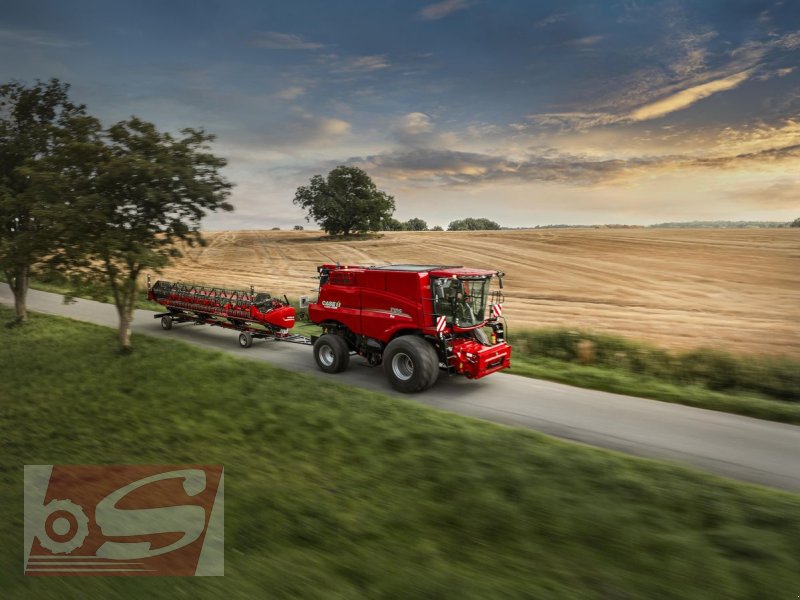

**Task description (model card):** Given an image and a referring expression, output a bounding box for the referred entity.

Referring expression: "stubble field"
[153,228,800,358]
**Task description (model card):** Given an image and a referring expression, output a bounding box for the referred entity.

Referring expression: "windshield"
[432,277,490,328]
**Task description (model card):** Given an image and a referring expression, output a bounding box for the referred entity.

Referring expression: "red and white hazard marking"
[436,315,447,332]
[491,303,503,318]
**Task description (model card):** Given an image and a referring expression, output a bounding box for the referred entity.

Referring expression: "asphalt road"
[3,284,800,493]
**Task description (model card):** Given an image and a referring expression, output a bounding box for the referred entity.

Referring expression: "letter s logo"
[95,469,207,560]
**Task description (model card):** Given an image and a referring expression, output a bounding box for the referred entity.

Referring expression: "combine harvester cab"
[147,278,306,348]
[308,264,512,393]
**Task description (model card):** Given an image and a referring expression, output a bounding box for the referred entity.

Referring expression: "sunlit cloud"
[418,0,471,21]
[629,70,753,122]
[338,55,391,72]
[248,31,324,50]
[274,86,306,100]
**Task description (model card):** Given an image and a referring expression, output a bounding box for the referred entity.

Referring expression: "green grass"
[1,307,800,599]
[506,328,800,424]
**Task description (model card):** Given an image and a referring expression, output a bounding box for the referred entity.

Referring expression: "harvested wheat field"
[152,228,800,358]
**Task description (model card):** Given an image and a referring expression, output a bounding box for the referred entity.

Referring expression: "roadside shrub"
[508,328,799,402]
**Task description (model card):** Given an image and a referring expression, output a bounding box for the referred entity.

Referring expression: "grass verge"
[1,307,800,598]
[506,329,800,424]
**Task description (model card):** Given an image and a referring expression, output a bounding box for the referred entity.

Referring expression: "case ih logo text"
[24,465,224,576]
[321,300,341,309]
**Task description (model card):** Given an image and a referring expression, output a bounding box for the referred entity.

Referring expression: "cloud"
[318,117,351,137]
[533,11,571,29]
[275,86,305,100]
[338,55,390,72]
[335,134,800,188]
[352,148,649,186]
[392,112,433,141]
[629,70,753,122]
[223,113,351,154]
[520,112,620,131]
[248,31,324,50]
[418,0,471,20]
[390,112,461,147]
[567,35,604,47]
[0,28,88,48]
[728,179,800,210]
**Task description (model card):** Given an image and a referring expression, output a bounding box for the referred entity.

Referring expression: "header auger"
[148,263,512,392]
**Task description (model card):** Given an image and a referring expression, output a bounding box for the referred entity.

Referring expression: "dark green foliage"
[510,329,800,409]
[381,217,405,231]
[293,224,304,230]
[447,217,501,231]
[791,218,800,228]
[293,166,395,236]
[431,225,444,231]
[383,217,427,231]
[2,307,800,598]
[404,217,428,231]
[0,79,88,322]
[43,116,233,349]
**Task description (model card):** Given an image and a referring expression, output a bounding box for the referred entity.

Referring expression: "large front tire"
[383,336,439,393]
[314,334,350,373]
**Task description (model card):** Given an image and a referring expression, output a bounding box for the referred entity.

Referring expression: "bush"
[404,218,428,231]
[448,218,501,231]
[508,328,800,402]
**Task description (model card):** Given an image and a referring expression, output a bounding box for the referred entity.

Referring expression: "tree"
[47,117,232,351]
[404,218,428,231]
[431,225,444,231]
[293,166,394,236]
[382,217,406,231]
[293,224,304,230]
[447,217,501,231]
[0,79,88,324]
[791,218,800,228]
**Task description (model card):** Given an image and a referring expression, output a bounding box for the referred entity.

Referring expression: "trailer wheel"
[239,332,253,348]
[161,315,173,330]
[313,334,350,373]
[383,336,439,393]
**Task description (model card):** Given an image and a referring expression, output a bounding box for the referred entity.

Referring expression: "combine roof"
[367,264,461,272]
[364,264,498,277]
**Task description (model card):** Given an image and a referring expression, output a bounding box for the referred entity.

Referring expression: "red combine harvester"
[310,264,511,392]
[148,263,511,392]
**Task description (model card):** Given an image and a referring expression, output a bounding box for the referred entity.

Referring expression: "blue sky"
[3,0,799,228]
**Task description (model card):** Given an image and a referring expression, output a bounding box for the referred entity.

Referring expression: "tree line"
[0,79,232,350]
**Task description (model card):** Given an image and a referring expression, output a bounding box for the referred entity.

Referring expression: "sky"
[2,0,800,228]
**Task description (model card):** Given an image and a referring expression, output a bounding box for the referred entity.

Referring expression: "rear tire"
[161,315,173,330]
[383,335,439,393]
[239,332,253,348]
[314,334,350,373]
